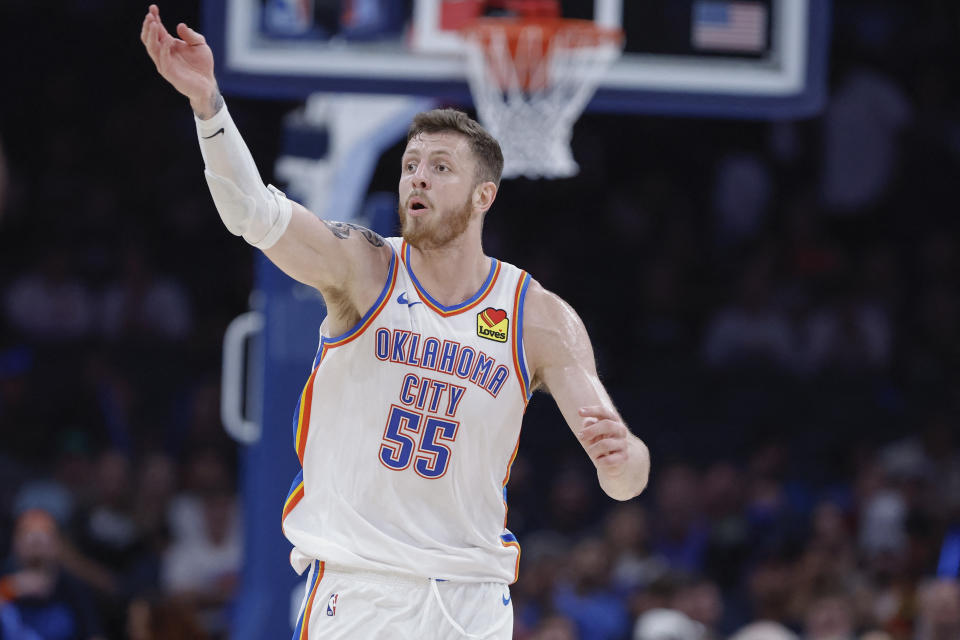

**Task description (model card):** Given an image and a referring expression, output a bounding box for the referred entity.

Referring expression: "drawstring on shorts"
[429,578,510,639]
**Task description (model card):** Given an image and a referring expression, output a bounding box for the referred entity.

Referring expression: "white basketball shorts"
[292,561,514,640]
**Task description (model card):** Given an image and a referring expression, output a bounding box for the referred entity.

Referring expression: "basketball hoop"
[461,14,623,179]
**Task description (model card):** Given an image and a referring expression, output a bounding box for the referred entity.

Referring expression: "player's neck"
[408,234,490,307]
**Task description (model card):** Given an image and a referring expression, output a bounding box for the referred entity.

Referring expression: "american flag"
[692,1,768,53]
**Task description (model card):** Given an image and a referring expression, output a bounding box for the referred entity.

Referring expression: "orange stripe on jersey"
[294,364,322,465]
[502,538,521,584]
[511,272,532,404]
[500,434,523,583]
[282,481,305,524]
[299,561,325,640]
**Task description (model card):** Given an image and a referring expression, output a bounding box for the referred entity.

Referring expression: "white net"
[462,21,622,180]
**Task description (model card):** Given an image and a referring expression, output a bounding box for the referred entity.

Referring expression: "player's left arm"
[524,280,650,500]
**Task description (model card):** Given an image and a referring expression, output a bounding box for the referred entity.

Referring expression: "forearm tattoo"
[209,91,224,116]
[194,89,224,120]
[322,220,385,248]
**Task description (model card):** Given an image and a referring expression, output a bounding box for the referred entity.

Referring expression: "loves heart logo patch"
[477,308,509,343]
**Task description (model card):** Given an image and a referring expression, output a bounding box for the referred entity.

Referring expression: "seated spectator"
[131,451,177,554]
[511,532,570,637]
[702,260,796,370]
[120,453,178,612]
[633,258,695,360]
[905,285,960,386]
[528,614,578,640]
[3,249,94,340]
[552,537,630,640]
[701,462,751,590]
[650,464,708,575]
[914,579,960,640]
[633,608,706,640]
[800,286,892,373]
[790,503,874,629]
[167,449,236,545]
[603,503,668,595]
[819,67,912,214]
[802,591,857,640]
[546,466,596,535]
[672,578,724,640]
[729,621,799,640]
[74,450,139,573]
[0,509,104,640]
[161,481,241,636]
[126,595,208,640]
[712,152,773,246]
[746,555,796,627]
[99,246,192,342]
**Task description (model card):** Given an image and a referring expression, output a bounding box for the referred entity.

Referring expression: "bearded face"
[399,189,475,250]
[398,131,487,250]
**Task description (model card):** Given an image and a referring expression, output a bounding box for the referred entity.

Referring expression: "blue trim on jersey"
[291,559,321,640]
[285,470,304,506]
[404,242,499,313]
[311,250,397,369]
[516,273,532,400]
[291,394,303,448]
[500,532,518,544]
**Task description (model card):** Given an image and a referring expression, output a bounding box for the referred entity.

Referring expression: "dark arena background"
[1,1,960,639]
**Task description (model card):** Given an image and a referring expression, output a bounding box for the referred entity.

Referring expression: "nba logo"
[326,593,338,616]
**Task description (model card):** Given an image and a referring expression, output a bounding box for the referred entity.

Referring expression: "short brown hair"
[407,109,504,186]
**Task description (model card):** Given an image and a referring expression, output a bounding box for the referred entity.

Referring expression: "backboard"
[206,0,830,118]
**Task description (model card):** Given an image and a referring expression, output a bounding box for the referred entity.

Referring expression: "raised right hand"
[140,4,219,117]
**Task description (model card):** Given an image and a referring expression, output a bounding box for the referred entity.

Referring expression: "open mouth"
[408,196,430,214]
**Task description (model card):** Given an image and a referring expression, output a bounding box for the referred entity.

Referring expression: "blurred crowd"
[1,0,959,639]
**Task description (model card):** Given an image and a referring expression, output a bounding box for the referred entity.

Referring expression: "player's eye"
[436,163,449,172]
[404,161,417,172]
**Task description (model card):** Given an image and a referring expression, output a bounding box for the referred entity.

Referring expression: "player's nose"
[411,163,430,189]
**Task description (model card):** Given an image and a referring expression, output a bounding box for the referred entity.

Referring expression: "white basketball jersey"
[281,238,532,584]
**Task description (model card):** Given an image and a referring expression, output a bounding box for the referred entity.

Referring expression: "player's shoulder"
[520,279,592,384]
[524,278,575,316]
[522,279,587,342]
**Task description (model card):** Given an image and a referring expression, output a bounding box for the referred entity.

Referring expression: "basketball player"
[141,5,649,638]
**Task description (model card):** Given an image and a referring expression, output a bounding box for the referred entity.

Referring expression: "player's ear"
[473,181,498,214]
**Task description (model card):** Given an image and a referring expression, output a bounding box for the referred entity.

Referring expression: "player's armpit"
[523,282,650,500]
[264,201,394,310]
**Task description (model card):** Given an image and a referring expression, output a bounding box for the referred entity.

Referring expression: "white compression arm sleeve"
[196,103,292,249]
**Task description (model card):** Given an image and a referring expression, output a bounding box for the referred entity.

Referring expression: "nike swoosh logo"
[502,593,511,606]
[202,127,225,139]
[397,292,422,307]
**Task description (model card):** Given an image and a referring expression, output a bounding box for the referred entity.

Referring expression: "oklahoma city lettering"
[373,327,510,397]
